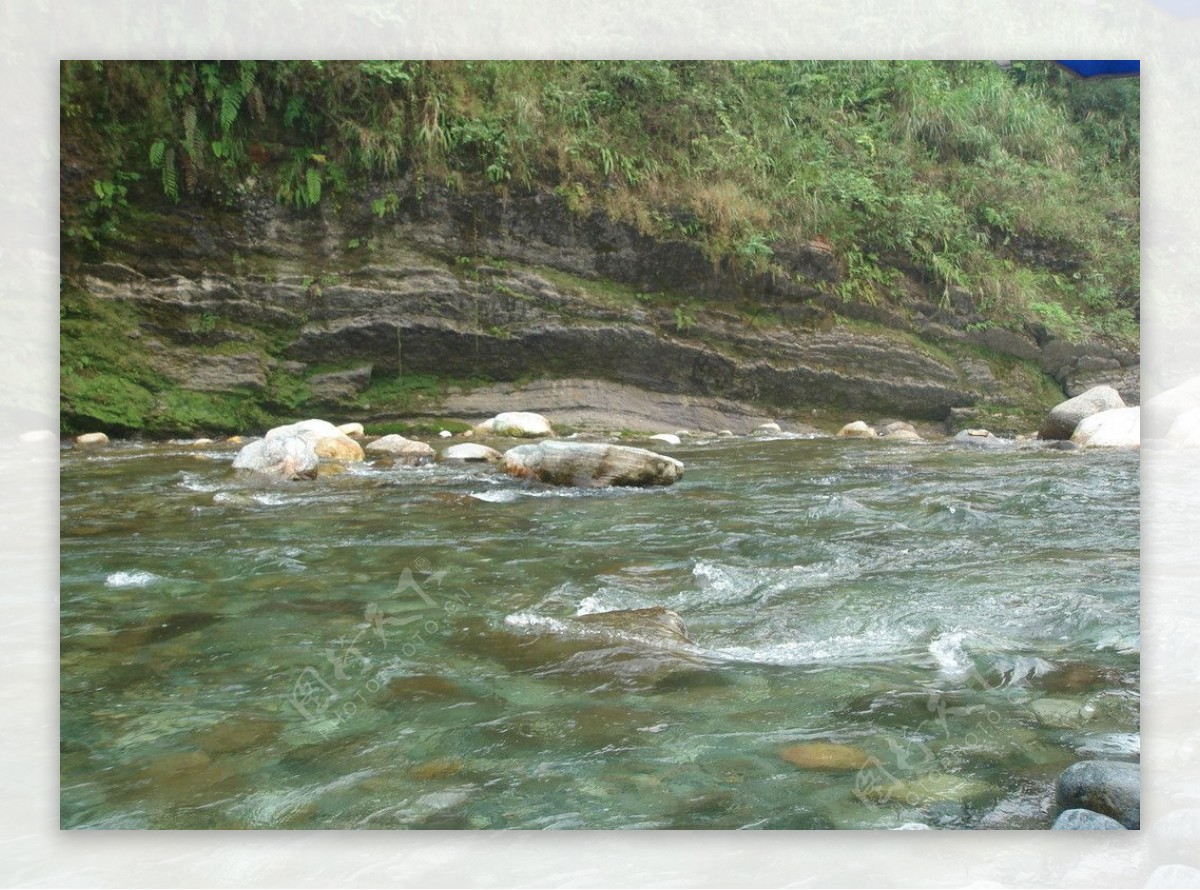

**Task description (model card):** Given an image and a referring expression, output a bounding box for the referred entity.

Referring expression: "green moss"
[147,390,270,436]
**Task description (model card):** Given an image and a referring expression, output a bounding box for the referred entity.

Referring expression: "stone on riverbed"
[336,422,365,438]
[313,435,364,462]
[1071,406,1140,449]
[364,434,436,465]
[649,433,682,446]
[265,418,343,442]
[502,440,684,487]
[491,411,554,438]
[856,772,996,806]
[1055,759,1139,828]
[74,432,109,447]
[838,421,876,438]
[953,428,1010,449]
[1052,808,1127,830]
[1040,385,1125,441]
[232,435,318,480]
[753,422,782,435]
[441,443,503,463]
[780,742,870,771]
[574,606,694,648]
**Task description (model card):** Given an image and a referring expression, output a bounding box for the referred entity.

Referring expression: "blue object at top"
[1056,60,1141,78]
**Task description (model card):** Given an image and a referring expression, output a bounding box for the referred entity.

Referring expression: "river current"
[60,434,1139,829]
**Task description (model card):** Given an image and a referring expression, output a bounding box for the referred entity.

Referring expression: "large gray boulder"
[1071,406,1140,449]
[232,435,318,480]
[264,418,343,442]
[1055,760,1139,829]
[1040,385,1126,440]
[502,441,684,487]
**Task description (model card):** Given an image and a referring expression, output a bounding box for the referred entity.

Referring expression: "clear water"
[60,436,1139,829]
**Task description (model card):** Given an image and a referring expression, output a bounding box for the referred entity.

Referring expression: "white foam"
[104,570,161,588]
[929,630,972,677]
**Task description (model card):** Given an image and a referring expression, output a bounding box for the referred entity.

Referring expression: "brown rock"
[780,741,870,771]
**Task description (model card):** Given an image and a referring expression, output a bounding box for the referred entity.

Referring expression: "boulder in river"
[232,435,318,480]
[265,418,343,442]
[754,422,782,435]
[953,428,1010,449]
[364,434,435,464]
[838,421,876,438]
[502,440,684,487]
[1071,406,1140,449]
[313,435,365,462]
[1040,385,1125,441]
[491,411,555,438]
[649,433,682,446]
[441,443,503,463]
[1052,808,1127,830]
[336,422,365,438]
[1055,759,1139,828]
[74,432,109,447]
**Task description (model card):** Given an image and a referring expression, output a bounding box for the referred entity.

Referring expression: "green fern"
[305,167,322,206]
[149,139,166,169]
[219,85,243,134]
[162,147,179,202]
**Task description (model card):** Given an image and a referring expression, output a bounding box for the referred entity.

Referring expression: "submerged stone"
[780,741,870,771]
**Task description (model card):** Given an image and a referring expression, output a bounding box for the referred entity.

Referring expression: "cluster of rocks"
[228,411,685,488]
[1051,759,1139,830]
[1039,384,1139,448]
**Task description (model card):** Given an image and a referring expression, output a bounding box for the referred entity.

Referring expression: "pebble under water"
[59,434,1139,829]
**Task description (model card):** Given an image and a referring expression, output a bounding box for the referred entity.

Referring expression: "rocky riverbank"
[62,183,1138,440]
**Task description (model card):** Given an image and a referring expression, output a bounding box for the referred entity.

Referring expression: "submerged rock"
[441,443,503,463]
[857,772,996,806]
[502,440,684,487]
[232,435,318,480]
[1071,406,1140,449]
[780,742,870,771]
[1052,808,1127,830]
[838,421,876,438]
[1041,385,1125,441]
[1055,759,1139,828]
[492,411,555,438]
[573,606,694,648]
[74,432,109,447]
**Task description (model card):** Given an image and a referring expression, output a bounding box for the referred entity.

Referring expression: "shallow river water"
[60,434,1139,829]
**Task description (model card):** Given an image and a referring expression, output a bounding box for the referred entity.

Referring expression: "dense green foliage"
[61,60,1138,342]
[61,60,1139,343]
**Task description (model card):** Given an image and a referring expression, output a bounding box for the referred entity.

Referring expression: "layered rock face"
[67,183,1138,433]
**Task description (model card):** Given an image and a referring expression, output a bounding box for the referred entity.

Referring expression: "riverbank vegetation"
[62,60,1138,342]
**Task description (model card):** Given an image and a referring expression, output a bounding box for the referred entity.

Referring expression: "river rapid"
[60,433,1139,829]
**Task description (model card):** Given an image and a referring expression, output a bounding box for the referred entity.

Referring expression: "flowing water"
[60,434,1139,829]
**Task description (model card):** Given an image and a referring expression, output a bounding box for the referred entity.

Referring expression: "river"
[60,433,1139,829]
